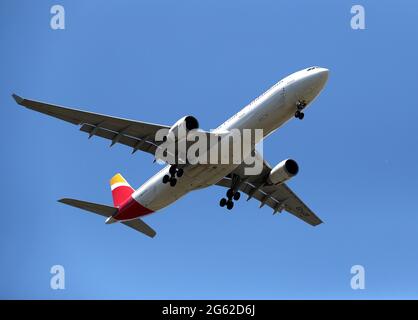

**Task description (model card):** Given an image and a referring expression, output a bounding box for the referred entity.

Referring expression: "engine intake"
[184,116,199,131]
[267,159,299,185]
[168,115,199,140]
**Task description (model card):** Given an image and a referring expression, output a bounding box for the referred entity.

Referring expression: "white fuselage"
[131,67,329,214]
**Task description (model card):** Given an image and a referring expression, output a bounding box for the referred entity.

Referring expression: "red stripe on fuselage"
[113,196,154,221]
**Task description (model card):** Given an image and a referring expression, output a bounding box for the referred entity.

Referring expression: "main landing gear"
[219,189,241,210]
[162,165,184,187]
[295,100,307,120]
[219,175,242,211]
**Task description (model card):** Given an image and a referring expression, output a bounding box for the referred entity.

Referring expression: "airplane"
[13,66,329,238]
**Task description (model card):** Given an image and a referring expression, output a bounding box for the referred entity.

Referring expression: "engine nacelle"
[167,115,199,139]
[267,159,299,185]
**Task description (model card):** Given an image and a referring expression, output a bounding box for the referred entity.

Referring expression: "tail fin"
[110,173,134,207]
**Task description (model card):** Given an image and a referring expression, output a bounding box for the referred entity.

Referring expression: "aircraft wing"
[13,94,170,156]
[216,158,323,226]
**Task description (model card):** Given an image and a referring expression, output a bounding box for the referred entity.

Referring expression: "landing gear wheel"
[233,192,241,201]
[295,111,305,120]
[169,165,177,175]
[176,168,184,177]
[226,189,234,199]
[162,175,170,184]
[169,178,177,187]
[226,200,234,210]
[220,198,227,207]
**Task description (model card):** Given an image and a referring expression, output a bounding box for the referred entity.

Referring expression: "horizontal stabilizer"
[58,198,156,238]
[58,198,117,217]
[12,93,24,104]
[122,219,157,238]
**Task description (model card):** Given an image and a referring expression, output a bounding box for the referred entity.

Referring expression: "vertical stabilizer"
[110,173,134,207]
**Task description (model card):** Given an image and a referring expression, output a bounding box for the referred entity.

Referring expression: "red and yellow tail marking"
[110,173,134,207]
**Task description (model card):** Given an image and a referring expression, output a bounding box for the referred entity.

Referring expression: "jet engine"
[167,116,199,140]
[267,159,299,185]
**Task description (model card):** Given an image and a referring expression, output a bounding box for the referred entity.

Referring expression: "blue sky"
[1,0,418,299]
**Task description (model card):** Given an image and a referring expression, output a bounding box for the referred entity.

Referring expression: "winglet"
[12,93,24,105]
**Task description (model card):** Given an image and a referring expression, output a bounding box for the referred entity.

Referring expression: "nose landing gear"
[162,165,184,187]
[295,100,307,120]
[295,110,305,120]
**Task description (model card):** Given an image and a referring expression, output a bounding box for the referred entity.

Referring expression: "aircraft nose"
[295,67,329,103]
[314,68,329,88]
[307,67,329,96]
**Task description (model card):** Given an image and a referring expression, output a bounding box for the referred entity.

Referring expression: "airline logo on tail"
[110,173,134,207]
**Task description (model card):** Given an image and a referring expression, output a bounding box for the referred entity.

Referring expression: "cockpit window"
[307,67,317,71]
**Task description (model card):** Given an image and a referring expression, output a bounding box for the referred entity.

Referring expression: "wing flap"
[79,123,158,154]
